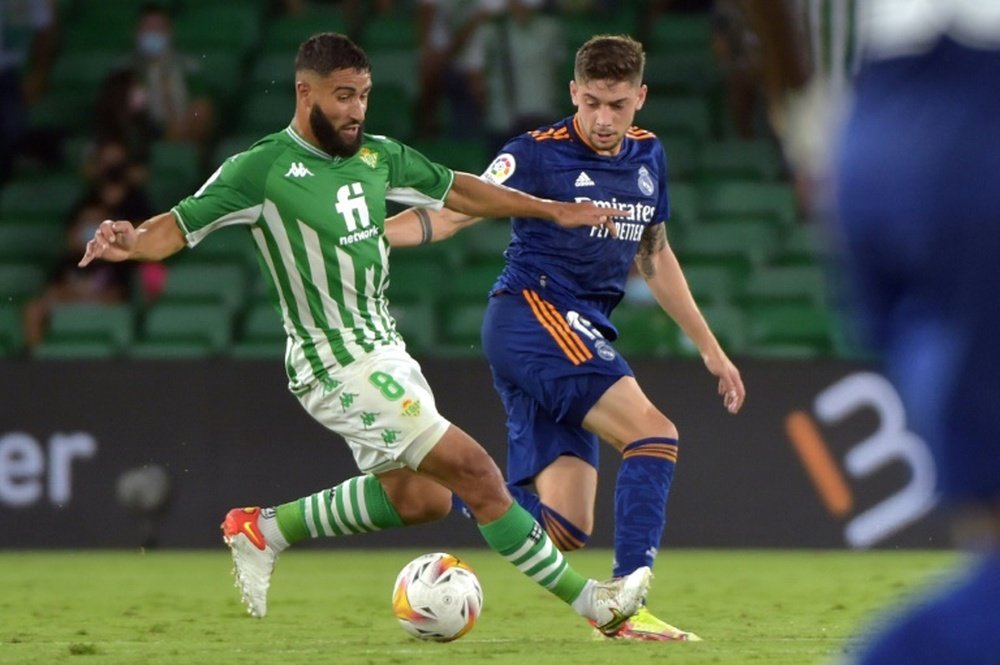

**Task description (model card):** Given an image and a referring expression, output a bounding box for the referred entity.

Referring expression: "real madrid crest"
[637,166,655,196]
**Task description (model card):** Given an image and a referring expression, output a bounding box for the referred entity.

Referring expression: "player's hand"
[551,201,623,238]
[704,351,745,414]
[78,220,137,267]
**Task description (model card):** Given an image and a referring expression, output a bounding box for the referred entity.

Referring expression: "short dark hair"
[295,32,370,76]
[574,34,645,85]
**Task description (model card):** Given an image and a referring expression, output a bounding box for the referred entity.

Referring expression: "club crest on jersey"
[358,147,378,169]
[484,153,516,184]
[401,399,421,417]
[595,339,617,361]
[637,166,655,196]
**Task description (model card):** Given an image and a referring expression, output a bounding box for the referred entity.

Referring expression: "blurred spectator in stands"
[81,139,153,222]
[415,0,504,139]
[93,68,158,167]
[710,0,765,139]
[480,0,565,153]
[124,3,214,151]
[0,0,57,183]
[22,202,132,349]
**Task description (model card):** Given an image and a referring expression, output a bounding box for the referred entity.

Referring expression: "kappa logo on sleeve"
[483,153,516,184]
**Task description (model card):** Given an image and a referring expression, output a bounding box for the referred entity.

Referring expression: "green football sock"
[272,475,405,546]
[479,502,588,604]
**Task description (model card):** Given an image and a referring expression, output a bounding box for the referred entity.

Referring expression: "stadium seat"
[368,50,420,100]
[675,219,782,276]
[561,10,638,53]
[439,301,487,352]
[776,223,832,266]
[231,300,285,359]
[365,85,414,141]
[611,305,676,356]
[387,256,447,305]
[0,262,47,304]
[644,51,719,96]
[250,52,296,93]
[0,303,25,357]
[211,133,260,166]
[192,49,244,109]
[682,264,737,305]
[47,50,123,106]
[648,14,713,55]
[444,262,504,303]
[33,302,134,358]
[744,302,835,356]
[262,8,347,54]
[181,228,258,273]
[159,264,247,312]
[458,220,511,266]
[174,5,260,58]
[359,14,420,51]
[0,176,82,222]
[698,180,799,226]
[0,222,65,265]
[237,90,294,135]
[132,303,231,357]
[659,134,698,181]
[666,181,699,227]
[640,95,713,141]
[739,265,829,307]
[411,138,490,175]
[697,140,785,182]
[28,89,85,132]
[389,300,436,355]
[150,141,201,193]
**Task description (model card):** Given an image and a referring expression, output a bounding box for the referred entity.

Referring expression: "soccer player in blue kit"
[388,34,746,641]
[830,4,1000,663]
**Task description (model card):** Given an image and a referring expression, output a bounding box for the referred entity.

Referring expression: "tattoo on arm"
[416,208,433,245]
[636,224,666,278]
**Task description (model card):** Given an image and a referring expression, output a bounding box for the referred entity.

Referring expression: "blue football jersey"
[482,116,670,336]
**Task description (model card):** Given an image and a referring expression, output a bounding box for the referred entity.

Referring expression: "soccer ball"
[391,552,484,642]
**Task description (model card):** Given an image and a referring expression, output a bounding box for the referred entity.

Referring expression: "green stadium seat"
[682,264,737,306]
[659,134,698,181]
[62,12,136,52]
[133,303,231,356]
[740,265,829,307]
[389,300,436,355]
[744,302,835,356]
[0,176,82,222]
[0,303,25,357]
[150,141,201,192]
[147,171,195,211]
[193,49,244,107]
[444,262,503,302]
[238,90,294,135]
[776,223,832,266]
[387,256,447,305]
[28,89,85,132]
[231,300,285,359]
[561,10,638,52]
[640,95,712,141]
[648,14,713,54]
[411,138,489,175]
[182,229,258,273]
[0,262,47,303]
[675,219,782,275]
[644,51,719,95]
[359,14,420,51]
[159,264,247,312]
[48,50,123,105]
[611,305,676,356]
[369,50,420,100]
[365,85,413,141]
[439,301,486,352]
[262,8,347,54]
[698,140,785,182]
[698,302,748,355]
[33,302,133,358]
[666,181,699,227]
[459,220,511,265]
[174,5,260,57]
[698,180,799,226]
[0,222,65,265]
[211,133,260,166]
[250,52,296,92]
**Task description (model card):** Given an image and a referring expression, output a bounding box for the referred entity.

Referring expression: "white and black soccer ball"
[391,552,484,642]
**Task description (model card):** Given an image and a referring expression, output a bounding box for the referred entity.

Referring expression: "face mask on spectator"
[137,31,169,57]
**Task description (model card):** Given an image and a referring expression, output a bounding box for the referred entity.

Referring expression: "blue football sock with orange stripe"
[613,437,678,577]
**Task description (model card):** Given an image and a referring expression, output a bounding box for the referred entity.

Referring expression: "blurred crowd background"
[0,0,858,361]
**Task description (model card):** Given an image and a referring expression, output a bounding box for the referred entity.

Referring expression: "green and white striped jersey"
[172,126,454,392]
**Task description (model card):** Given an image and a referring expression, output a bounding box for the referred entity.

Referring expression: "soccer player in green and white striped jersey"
[78,32,649,635]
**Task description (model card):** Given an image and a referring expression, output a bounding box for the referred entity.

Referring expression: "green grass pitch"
[0,549,954,664]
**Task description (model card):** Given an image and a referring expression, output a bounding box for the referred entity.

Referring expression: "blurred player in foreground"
[78,32,653,635]
[387,34,745,641]
[832,4,1000,663]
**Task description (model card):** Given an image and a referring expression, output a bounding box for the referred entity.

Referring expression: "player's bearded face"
[571,79,646,156]
[309,103,363,158]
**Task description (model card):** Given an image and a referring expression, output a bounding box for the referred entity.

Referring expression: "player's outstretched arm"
[384,207,483,248]
[636,224,746,414]
[78,212,186,267]
[444,172,618,236]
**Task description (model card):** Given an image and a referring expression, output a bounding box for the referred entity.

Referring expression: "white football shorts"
[297,345,452,474]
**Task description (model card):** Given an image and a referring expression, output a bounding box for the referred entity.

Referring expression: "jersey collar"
[284,125,342,161]
[569,115,629,158]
